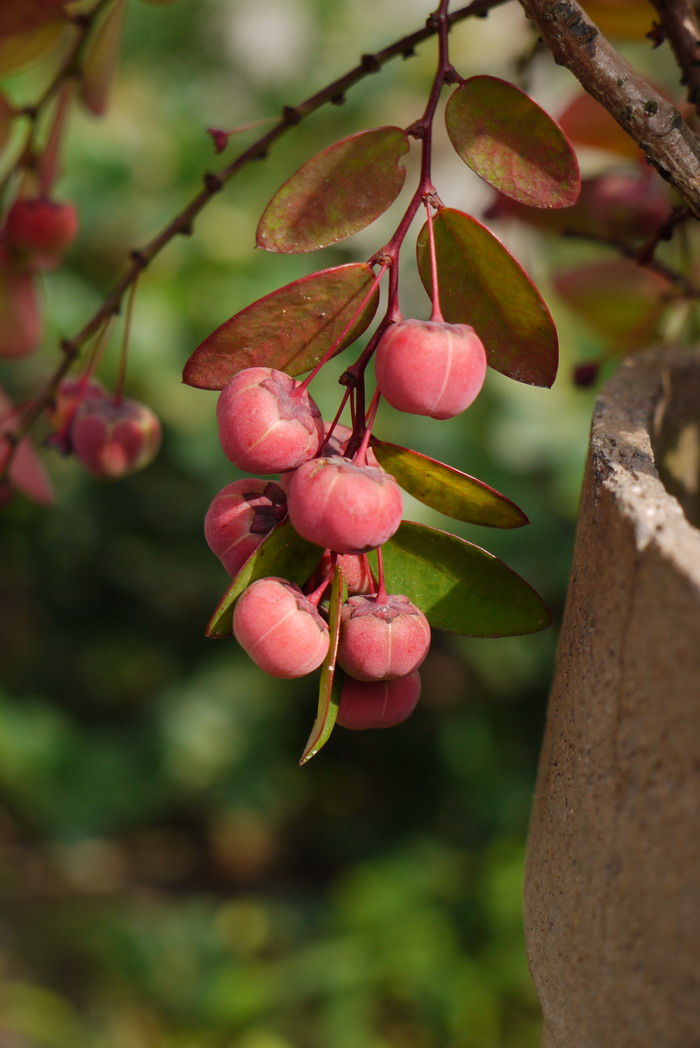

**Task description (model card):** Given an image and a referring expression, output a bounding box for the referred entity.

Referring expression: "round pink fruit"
[338,593,431,681]
[204,479,287,578]
[233,576,329,678]
[287,457,403,555]
[71,396,162,480]
[375,318,487,419]
[337,671,422,730]
[5,197,79,271]
[216,367,323,474]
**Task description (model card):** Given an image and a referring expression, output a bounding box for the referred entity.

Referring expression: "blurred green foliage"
[0,1,602,1044]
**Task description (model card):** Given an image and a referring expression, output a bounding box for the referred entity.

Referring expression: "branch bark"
[517,0,700,217]
[650,0,700,112]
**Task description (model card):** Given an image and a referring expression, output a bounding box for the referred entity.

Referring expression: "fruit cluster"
[205,312,487,731]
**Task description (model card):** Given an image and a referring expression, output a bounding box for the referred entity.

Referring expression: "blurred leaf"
[257,126,409,253]
[0,255,43,359]
[0,92,12,158]
[580,0,655,38]
[417,208,558,387]
[0,4,66,75]
[372,440,528,528]
[446,77,580,208]
[79,0,127,116]
[184,264,379,389]
[207,518,321,637]
[299,565,346,765]
[554,259,672,348]
[557,91,642,159]
[0,385,55,506]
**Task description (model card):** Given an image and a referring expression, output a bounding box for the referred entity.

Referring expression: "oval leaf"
[0,16,65,76]
[446,77,580,208]
[372,440,528,528]
[299,566,346,766]
[79,0,126,116]
[556,91,642,160]
[257,126,409,253]
[184,263,380,389]
[554,259,672,349]
[207,518,321,637]
[416,208,558,387]
[368,521,549,637]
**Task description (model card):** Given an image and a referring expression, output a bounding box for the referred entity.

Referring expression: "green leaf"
[183,263,380,389]
[368,521,549,637]
[372,440,528,528]
[207,519,321,637]
[554,259,672,349]
[257,126,409,253]
[416,208,558,387]
[446,77,580,209]
[299,566,346,765]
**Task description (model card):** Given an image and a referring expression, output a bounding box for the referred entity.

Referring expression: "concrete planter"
[524,347,700,1048]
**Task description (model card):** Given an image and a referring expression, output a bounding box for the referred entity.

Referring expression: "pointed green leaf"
[368,521,549,637]
[446,77,580,209]
[372,440,528,528]
[207,518,321,637]
[299,566,346,765]
[417,208,558,387]
[257,126,409,253]
[184,263,380,389]
[554,260,672,349]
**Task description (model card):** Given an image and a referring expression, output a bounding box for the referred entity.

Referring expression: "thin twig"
[649,0,700,113]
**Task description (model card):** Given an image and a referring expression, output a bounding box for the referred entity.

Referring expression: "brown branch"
[649,0,700,113]
[516,0,700,217]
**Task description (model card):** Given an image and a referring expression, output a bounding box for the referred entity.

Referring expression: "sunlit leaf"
[207,518,321,637]
[554,259,672,349]
[372,440,528,528]
[446,77,580,208]
[184,263,380,389]
[368,521,549,637]
[257,126,409,253]
[299,566,346,765]
[557,91,642,160]
[416,208,558,387]
[79,0,126,115]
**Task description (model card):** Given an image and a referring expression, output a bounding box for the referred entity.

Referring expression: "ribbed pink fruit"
[287,457,403,555]
[204,479,287,578]
[338,593,431,681]
[216,367,323,474]
[71,396,161,480]
[337,671,422,730]
[375,318,487,419]
[5,197,79,271]
[233,576,329,678]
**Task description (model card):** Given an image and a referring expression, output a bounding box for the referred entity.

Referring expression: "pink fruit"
[204,478,287,578]
[375,318,487,420]
[4,197,79,271]
[338,593,431,681]
[71,396,161,480]
[287,457,403,555]
[233,576,329,678]
[216,367,323,474]
[310,551,375,595]
[46,376,107,451]
[337,671,422,729]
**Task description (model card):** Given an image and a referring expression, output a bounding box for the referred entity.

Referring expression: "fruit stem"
[425,197,444,322]
[114,277,139,405]
[375,546,388,603]
[352,387,381,466]
[305,557,336,607]
[318,386,353,455]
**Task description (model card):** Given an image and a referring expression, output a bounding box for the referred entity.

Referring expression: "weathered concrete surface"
[524,348,700,1048]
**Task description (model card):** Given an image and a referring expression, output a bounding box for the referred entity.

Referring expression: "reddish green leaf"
[416,208,558,387]
[0,94,12,159]
[446,77,580,208]
[207,518,321,637]
[557,91,642,160]
[79,0,126,116]
[0,3,67,75]
[368,522,549,637]
[554,260,672,349]
[372,440,528,528]
[184,263,380,389]
[257,126,409,253]
[299,566,346,766]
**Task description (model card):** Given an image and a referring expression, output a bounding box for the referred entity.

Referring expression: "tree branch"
[517,0,700,217]
[649,0,700,113]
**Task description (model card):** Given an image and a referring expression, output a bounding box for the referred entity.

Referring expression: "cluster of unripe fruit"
[205,316,487,730]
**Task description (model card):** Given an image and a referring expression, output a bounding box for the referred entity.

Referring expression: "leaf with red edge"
[207,518,321,637]
[0,94,12,159]
[184,263,380,389]
[0,385,54,506]
[446,77,580,209]
[79,0,126,116]
[372,440,528,528]
[299,565,346,765]
[557,92,642,160]
[257,127,409,253]
[554,259,673,349]
[416,208,558,387]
